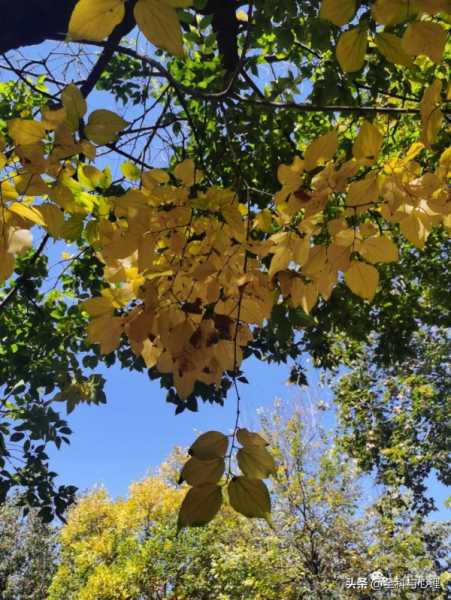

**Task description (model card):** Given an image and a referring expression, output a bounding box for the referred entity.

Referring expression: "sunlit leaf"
[177,483,222,530]
[68,0,125,42]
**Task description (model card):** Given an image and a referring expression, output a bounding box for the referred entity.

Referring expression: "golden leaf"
[320,0,355,26]
[344,261,379,301]
[420,79,443,146]
[87,314,123,354]
[372,0,417,25]
[177,484,222,530]
[237,446,276,479]
[358,236,399,263]
[228,476,271,519]
[134,0,184,57]
[304,130,338,171]
[402,21,447,64]
[8,203,46,227]
[399,214,429,248]
[61,84,87,132]
[375,32,413,67]
[38,204,65,239]
[189,431,229,460]
[236,428,268,447]
[174,158,201,186]
[336,28,367,72]
[85,110,128,145]
[346,174,380,207]
[353,121,383,161]
[68,0,125,42]
[179,456,225,486]
[7,119,46,146]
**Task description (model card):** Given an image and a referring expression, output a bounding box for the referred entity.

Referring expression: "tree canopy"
[0,0,450,522]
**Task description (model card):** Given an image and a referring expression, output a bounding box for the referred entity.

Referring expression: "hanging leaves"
[84,110,128,145]
[228,477,271,520]
[188,431,229,460]
[344,261,380,302]
[375,32,413,67]
[336,28,368,72]
[402,21,447,64]
[177,483,223,530]
[236,428,268,447]
[320,0,355,27]
[68,0,125,42]
[304,130,338,171]
[134,0,184,57]
[237,446,277,479]
[179,456,225,486]
[352,121,383,162]
[61,84,87,132]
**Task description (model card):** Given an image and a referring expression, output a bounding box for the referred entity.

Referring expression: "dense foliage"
[0,0,449,525]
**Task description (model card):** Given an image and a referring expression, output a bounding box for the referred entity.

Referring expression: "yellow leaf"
[38,204,65,238]
[228,476,271,519]
[277,156,304,186]
[61,84,87,132]
[134,0,184,57]
[413,0,451,14]
[8,202,46,226]
[141,339,161,368]
[304,130,338,171]
[346,174,380,207]
[344,261,379,301]
[0,252,15,283]
[336,28,368,72]
[120,161,141,180]
[7,119,46,146]
[85,110,128,145]
[80,296,114,317]
[320,0,355,26]
[7,229,33,255]
[292,236,310,266]
[402,21,447,64]
[68,0,125,42]
[372,0,417,25]
[142,169,170,189]
[290,279,318,313]
[177,484,222,530]
[236,9,249,22]
[420,79,443,146]
[353,120,383,161]
[179,456,225,485]
[236,428,268,447]
[375,32,413,67]
[87,314,123,354]
[189,431,229,460]
[174,159,201,186]
[237,446,276,479]
[358,236,399,263]
[268,241,291,279]
[399,214,429,248]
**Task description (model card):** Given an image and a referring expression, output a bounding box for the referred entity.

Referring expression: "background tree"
[48,402,450,599]
[334,326,450,516]
[0,498,57,599]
